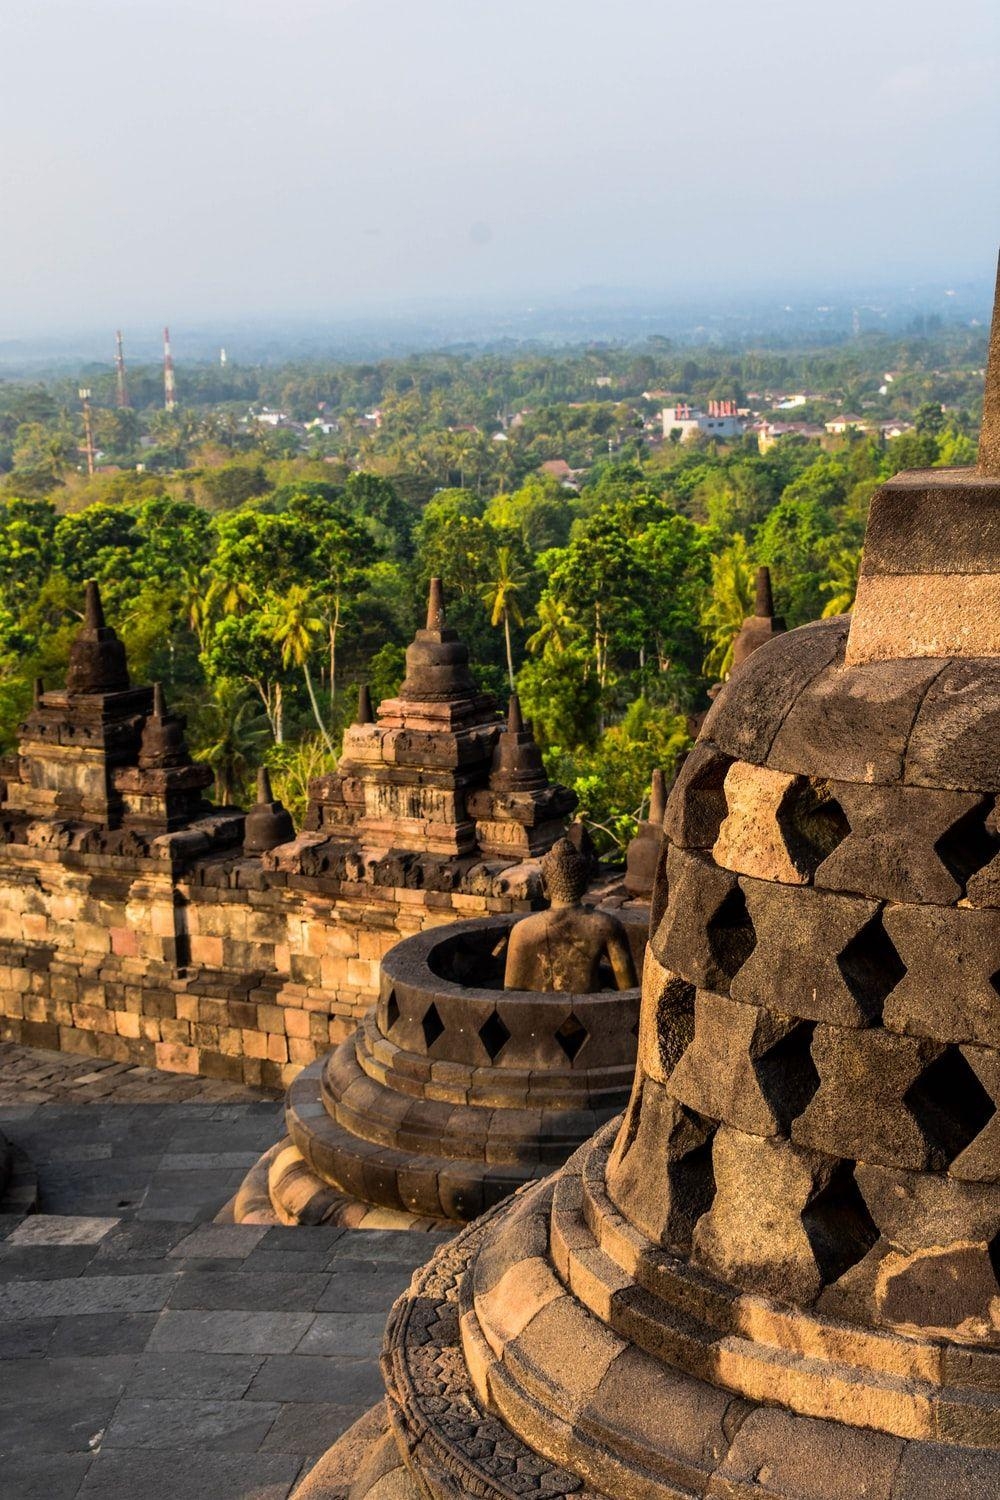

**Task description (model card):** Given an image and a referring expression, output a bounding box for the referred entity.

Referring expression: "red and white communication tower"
[163,326,177,410]
[114,330,131,409]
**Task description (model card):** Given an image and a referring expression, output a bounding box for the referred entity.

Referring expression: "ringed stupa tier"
[297,258,1000,1500]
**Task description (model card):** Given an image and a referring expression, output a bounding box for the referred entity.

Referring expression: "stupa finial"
[257,765,273,804]
[754,565,775,618]
[152,682,167,718]
[356,683,373,724]
[648,767,667,824]
[979,250,1000,476]
[426,576,445,631]
[84,579,105,630]
[506,692,524,733]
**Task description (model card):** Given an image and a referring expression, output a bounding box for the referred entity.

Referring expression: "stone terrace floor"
[0,1044,452,1499]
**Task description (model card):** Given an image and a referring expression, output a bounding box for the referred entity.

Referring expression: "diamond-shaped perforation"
[934,800,1000,891]
[904,1045,997,1168]
[420,1002,445,1051]
[752,1021,821,1134]
[836,913,906,1023]
[384,989,400,1032]
[777,780,851,873]
[478,1008,511,1062]
[802,1162,879,1287]
[707,885,757,982]
[555,1013,588,1063]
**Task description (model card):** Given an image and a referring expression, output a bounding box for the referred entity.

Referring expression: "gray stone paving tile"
[6,1214,119,1246]
[78,1449,301,1499]
[104,1396,282,1452]
[0,1273,174,1319]
[147,1309,316,1355]
[258,1226,347,1254]
[317,1265,414,1312]
[159,1152,263,1171]
[0,1450,92,1499]
[328,1229,452,1266]
[91,1220,190,1261]
[0,1316,55,1358]
[167,1270,330,1311]
[49,1311,160,1356]
[0,1213,27,1239]
[168,1223,269,1259]
[126,1351,265,1401]
[0,1354,136,1401]
[241,1249,333,1276]
[259,1400,368,1455]
[0,1244,99,1281]
[246,1354,386,1406]
[294,1311,389,1358]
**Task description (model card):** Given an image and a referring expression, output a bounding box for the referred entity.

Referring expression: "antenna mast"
[78,388,96,477]
[163,325,177,410]
[114,330,130,409]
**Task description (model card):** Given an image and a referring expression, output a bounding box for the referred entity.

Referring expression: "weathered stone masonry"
[0,580,571,1087]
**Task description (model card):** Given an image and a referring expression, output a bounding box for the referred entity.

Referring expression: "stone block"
[701,617,848,765]
[713,763,847,884]
[905,658,1000,792]
[155,1041,200,1075]
[732,880,899,1028]
[707,1404,903,1500]
[882,904,1000,1047]
[768,654,945,784]
[668,990,820,1138]
[662,740,733,851]
[606,1076,716,1254]
[856,1163,1000,1253]
[652,846,756,993]
[692,1125,877,1304]
[792,1027,991,1172]
[815,783,990,904]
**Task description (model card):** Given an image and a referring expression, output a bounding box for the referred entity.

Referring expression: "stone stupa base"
[232,915,641,1232]
[298,1120,1000,1499]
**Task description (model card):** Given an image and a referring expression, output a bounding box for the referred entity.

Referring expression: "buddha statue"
[503,836,637,993]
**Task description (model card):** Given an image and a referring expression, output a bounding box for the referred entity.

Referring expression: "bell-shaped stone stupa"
[296,255,1000,1500]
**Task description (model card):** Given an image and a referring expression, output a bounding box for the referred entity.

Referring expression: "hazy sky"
[2,0,999,333]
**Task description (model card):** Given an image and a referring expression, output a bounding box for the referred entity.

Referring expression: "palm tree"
[265,586,335,752]
[205,573,256,622]
[180,567,212,652]
[481,547,527,689]
[821,548,861,617]
[198,684,269,805]
[700,535,755,680]
[526,593,575,658]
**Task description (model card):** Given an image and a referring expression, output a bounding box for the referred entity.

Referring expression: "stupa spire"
[979,251,1000,475]
[506,692,524,733]
[754,565,775,618]
[83,579,105,630]
[648,766,667,824]
[257,765,273,803]
[356,683,373,725]
[426,576,445,631]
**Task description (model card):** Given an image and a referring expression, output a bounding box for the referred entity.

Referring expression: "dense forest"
[0,328,984,849]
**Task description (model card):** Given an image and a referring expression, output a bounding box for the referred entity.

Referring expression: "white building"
[662,400,744,441]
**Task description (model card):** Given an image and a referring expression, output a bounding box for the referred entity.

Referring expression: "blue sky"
[1,0,998,331]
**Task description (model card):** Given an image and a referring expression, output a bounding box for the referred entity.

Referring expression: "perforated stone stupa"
[296,258,1000,1500]
[232,837,642,1230]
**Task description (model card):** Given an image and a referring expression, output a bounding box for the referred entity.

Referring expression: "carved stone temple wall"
[0,581,576,1088]
[294,259,1000,1500]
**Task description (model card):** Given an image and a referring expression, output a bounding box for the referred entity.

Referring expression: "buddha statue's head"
[540,837,590,907]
